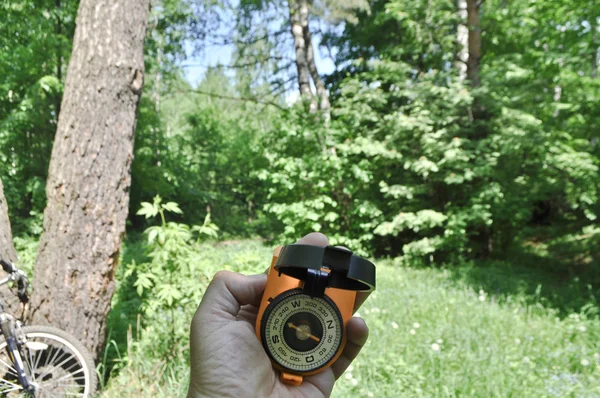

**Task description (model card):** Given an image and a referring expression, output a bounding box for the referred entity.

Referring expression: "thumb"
[197,270,267,320]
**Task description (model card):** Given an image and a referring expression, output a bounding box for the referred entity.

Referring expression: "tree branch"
[173,89,286,110]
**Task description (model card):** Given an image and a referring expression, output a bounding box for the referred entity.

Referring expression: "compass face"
[261,289,344,373]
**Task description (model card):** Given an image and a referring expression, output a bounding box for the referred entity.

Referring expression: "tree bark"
[592,14,598,79]
[456,0,468,80]
[55,0,63,116]
[305,27,331,120]
[288,0,317,111]
[0,178,17,263]
[29,0,150,360]
[466,0,481,87]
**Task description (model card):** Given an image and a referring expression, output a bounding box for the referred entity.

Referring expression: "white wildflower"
[522,356,530,364]
[350,378,358,386]
[391,322,399,329]
[436,339,443,344]
[431,343,440,352]
[354,312,361,318]
[578,325,587,333]
[344,372,353,380]
[514,338,521,345]
[581,359,590,366]
[413,322,420,329]
[410,329,416,335]
[367,393,374,398]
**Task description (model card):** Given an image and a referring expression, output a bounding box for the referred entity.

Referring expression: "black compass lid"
[274,244,376,292]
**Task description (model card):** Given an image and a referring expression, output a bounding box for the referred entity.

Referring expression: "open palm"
[187,233,370,398]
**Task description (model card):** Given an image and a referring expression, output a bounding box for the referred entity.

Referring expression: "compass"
[261,289,343,373]
[256,244,376,385]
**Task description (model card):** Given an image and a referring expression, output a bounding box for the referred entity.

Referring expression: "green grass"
[99,240,600,397]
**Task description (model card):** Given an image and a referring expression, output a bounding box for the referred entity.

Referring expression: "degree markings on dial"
[264,293,343,372]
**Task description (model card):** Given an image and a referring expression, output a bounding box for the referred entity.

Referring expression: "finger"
[330,317,369,379]
[296,232,329,247]
[301,368,335,397]
[263,233,329,275]
[197,271,267,320]
[236,304,259,324]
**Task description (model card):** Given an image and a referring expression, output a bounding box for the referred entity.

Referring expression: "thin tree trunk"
[29,0,150,360]
[304,22,330,120]
[466,0,481,87]
[0,178,26,319]
[456,0,468,80]
[288,0,317,111]
[55,0,62,116]
[0,178,17,263]
[592,15,598,79]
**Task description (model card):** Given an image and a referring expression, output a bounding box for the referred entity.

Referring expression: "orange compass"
[255,244,376,386]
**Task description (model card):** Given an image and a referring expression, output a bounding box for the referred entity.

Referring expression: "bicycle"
[0,259,97,397]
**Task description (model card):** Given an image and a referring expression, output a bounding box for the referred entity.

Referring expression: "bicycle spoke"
[32,341,45,373]
[0,356,18,375]
[0,377,22,392]
[29,350,37,383]
[37,351,78,382]
[49,367,85,384]
[0,329,95,396]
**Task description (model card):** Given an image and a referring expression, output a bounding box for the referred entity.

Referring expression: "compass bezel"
[260,288,344,374]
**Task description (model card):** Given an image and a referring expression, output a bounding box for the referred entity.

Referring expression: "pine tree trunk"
[456,0,468,80]
[466,0,481,87]
[0,178,17,263]
[29,0,150,360]
[288,0,317,111]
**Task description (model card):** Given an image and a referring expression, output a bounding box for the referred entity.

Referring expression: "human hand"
[187,233,371,398]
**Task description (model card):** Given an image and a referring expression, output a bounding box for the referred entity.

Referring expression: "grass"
[97,240,600,397]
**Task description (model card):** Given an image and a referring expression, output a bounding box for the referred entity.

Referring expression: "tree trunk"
[456,0,468,80]
[288,0,317,111]
[592,14,598,79]
[55,0,63,116]
[466,0,481,87]
[29,0,150,360]
[0,178,27,319]
[0,178,17,263]
[303,21,330,120]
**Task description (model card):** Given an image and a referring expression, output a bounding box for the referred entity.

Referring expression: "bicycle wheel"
[0,325,97,397]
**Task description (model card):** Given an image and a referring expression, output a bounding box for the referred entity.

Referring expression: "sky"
[181,21,336,93]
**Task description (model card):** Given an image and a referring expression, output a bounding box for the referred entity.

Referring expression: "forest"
[0,0,599,396]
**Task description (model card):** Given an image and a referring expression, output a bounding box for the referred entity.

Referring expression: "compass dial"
[261,289,344,373]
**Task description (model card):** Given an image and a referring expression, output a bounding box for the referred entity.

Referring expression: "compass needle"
[287,322,321,342]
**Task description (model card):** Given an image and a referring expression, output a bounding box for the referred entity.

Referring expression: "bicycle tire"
[0,325,97,397]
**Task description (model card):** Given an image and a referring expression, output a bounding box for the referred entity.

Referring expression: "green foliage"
[331,259,600,397]
[0,0,77,234]
[103,241,600,397]
[128,196,218,317]
[256,107,382,254]
[130,68,274,237]
[104,239,272,396]
[258,0,600,266]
